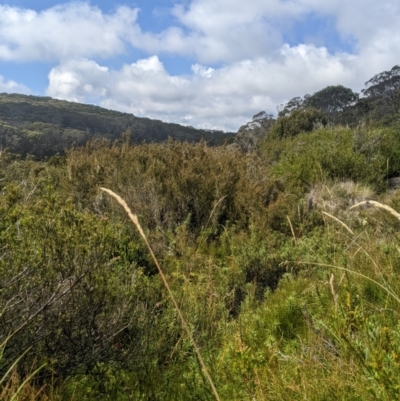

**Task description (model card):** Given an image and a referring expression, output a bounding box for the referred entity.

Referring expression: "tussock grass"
[308,180,375,214]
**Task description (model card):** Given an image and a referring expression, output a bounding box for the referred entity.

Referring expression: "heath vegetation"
[1,65,400,400]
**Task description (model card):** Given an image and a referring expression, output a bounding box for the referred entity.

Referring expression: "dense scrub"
[2,121,400,400]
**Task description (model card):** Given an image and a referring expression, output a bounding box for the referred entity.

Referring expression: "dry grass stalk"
[321,211,354,235]
[297,261,400,305]
[329,274,344,310]
[286,215,297,245]
[329,274,338,310]
[205,195,227,229]
[350,200,400,221]
[100,187,221,401]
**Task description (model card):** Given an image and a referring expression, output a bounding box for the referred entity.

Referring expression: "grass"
[0,338,45,401]
[321,211,354,235]
[350,199,400,221]
[100,187,222,401]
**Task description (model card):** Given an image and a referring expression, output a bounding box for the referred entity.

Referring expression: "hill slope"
[0,93,234,157]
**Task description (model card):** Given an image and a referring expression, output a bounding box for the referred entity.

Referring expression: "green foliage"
[2,121,400,400]
[269,108,327,139]
[279,85,359,125]
[278,65,400,128]
[1,186,164,377]
[305,85,359,125]
[64,139,271,233]
[234,111,276,152]
[261,126,395,193]
[362,65,400,101]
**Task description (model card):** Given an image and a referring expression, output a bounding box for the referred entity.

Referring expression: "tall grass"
[350,199,400,221]
[0,338,44,400]
[100,187,222,401]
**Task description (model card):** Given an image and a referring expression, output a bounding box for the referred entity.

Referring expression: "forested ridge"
[1,65,400,400]
[0,93,233,157]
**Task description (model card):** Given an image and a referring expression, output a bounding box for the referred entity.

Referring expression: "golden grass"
[205,195,227,229]
[286,215,297,245]
[350,200,400,221]
[321,211,354,235]
[100,187,222,401]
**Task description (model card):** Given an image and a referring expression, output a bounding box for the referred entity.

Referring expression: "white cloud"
[0,3,139,61]
[46,46,360,132]
[1,0,399,67]
[47,59,109,101]
[0,75,30,94]
[130,0,400,69]
[300,0,400,45]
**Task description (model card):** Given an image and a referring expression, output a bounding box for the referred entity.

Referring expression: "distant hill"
[0,93,234,157]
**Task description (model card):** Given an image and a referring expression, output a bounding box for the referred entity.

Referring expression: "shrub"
[269,107,327,139]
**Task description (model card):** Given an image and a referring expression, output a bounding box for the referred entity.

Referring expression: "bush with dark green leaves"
[269,107,327,139]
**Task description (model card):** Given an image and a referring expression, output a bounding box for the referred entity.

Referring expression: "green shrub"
[269,107,327,139]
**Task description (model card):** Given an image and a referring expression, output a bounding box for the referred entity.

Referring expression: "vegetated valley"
[1,65,400,400]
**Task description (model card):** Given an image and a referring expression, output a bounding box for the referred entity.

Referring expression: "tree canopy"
[278,85,359,125]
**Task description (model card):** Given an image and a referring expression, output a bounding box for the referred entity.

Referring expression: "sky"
[0,1,399,132]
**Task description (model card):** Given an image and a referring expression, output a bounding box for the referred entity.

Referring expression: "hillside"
[1,65,400,401]
[0,93,234,157]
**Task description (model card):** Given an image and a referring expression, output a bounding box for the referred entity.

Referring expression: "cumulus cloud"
[159,0,400,65]
[46,45,360,131]
[0,75,30,94]
[3,0,399,66]
[1,0,399,65]
[300,0,400,44]
[0,3,140,61]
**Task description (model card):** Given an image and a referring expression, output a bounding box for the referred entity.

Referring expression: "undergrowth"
[1,125,400,400]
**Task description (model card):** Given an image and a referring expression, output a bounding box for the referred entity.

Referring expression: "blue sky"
[0,0,399,131]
